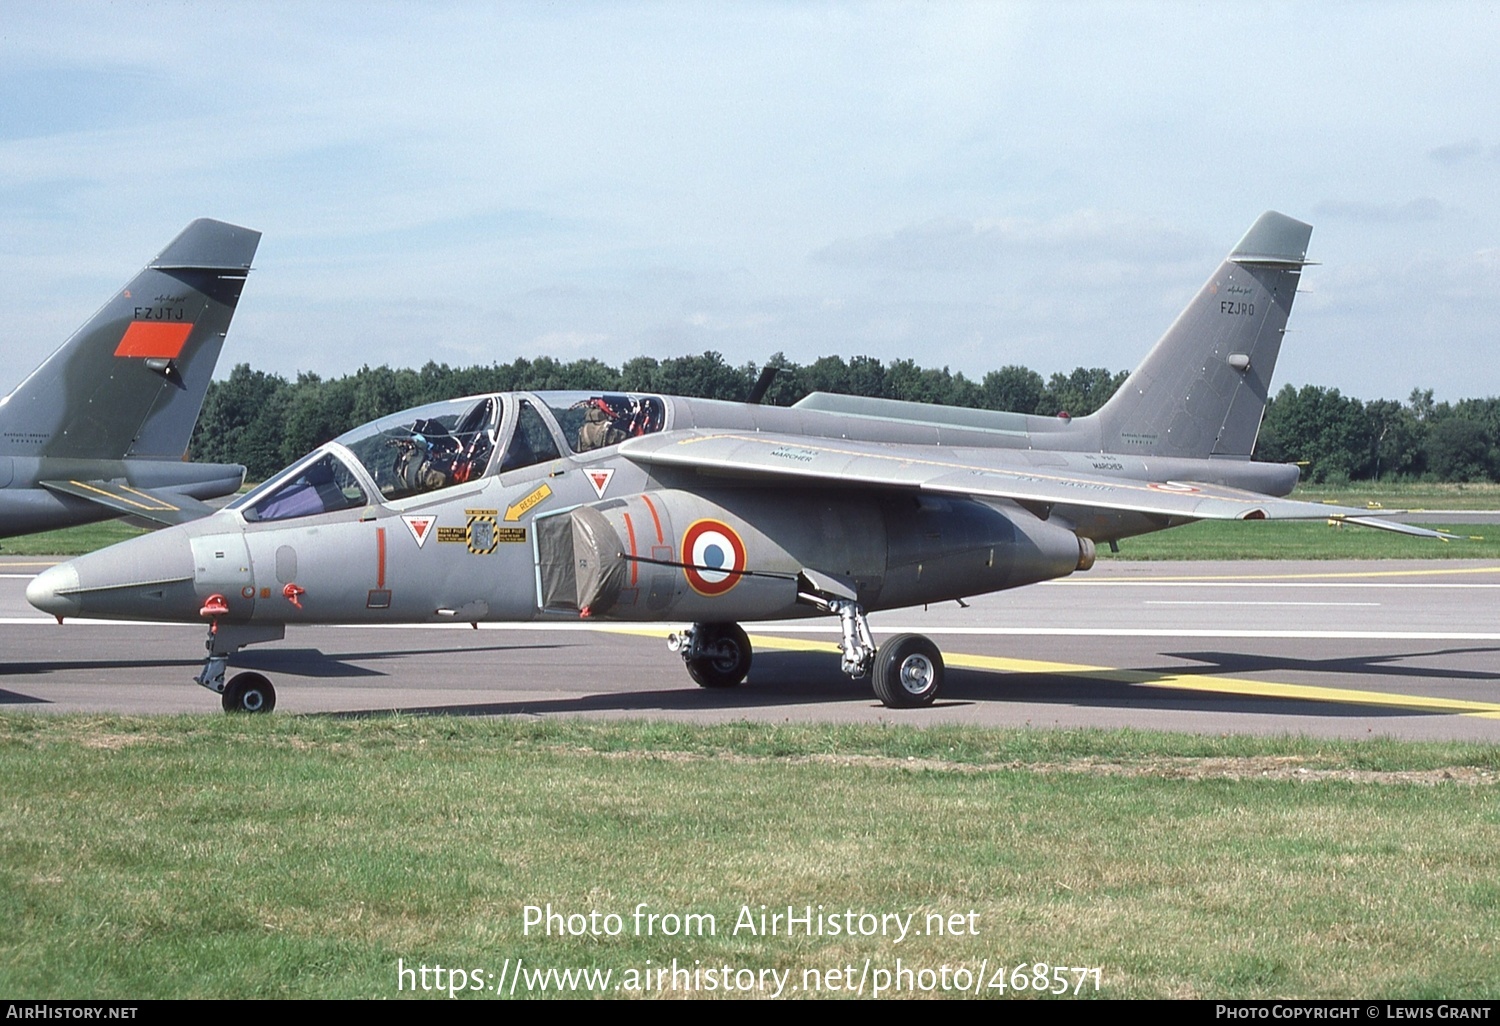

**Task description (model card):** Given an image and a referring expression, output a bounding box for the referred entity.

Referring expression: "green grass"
[1100,519,1499,561]
[0,521,150,556]
[2,716,1497,999]
[1294,481,1500,510]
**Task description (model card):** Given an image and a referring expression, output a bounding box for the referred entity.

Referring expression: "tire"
[872,634,943,708]
[222,672,277,714]
[686,623,753,688]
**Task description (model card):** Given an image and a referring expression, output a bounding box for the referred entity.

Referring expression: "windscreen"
[239,451,368,523]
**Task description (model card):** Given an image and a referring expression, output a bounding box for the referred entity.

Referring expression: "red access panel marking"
[115,321,193,358]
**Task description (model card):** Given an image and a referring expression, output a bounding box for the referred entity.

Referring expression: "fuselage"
[26,389,1296,628]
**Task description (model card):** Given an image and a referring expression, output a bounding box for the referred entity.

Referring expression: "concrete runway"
[4,556,1500,740]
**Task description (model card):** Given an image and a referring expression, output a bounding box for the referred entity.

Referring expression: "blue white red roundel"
[682,519,747,596]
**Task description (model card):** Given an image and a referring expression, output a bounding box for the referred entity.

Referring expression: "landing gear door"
[190,532,255,614]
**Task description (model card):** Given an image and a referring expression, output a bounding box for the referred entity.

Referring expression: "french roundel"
[682,519,747,596]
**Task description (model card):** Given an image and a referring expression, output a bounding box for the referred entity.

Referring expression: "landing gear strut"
[665,574,948,707]
[797,570,945,708]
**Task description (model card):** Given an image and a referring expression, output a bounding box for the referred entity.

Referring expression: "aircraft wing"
[39,479,217,528]
[619,430,1455,539]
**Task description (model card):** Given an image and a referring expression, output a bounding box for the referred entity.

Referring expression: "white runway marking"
[1051,581,1500,589]
[1144,600,1380,607]
[3,618,1498,642]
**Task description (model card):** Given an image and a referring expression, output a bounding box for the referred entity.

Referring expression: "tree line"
[187,352,1497,485]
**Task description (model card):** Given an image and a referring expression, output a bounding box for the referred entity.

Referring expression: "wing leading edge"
[619,430,1455,540]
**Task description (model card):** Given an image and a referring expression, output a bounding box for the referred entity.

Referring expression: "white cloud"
[3,2,1500,402]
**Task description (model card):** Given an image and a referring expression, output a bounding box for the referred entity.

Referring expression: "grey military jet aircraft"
[1,219,260,538]
[27,211,1447,713]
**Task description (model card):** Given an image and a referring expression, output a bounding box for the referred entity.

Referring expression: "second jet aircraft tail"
[1087,210,1312,460]
[0,218,262,460]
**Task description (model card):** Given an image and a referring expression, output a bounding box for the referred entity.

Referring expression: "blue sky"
[3,2,1498,402]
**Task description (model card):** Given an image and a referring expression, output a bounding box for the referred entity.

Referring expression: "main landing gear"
[668,623,753,688]
[668,576,946,708]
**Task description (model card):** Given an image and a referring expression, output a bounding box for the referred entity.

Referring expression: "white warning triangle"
[401,514,436,548]
[586,468,615,499]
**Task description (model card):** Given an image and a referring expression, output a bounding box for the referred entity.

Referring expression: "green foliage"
[1041,366,1128,418]
[191,353,1500,490]
[1426,417,1496,482]
[1259,384,1369,482]
[981,365,1047,415]
[191,353,1132,480]
[1258,383,1500,486]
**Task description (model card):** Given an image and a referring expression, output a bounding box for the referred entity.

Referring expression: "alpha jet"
[28,211,1447,713]
[0,219,260,537]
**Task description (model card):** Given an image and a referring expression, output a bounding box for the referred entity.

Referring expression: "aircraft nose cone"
[24,526,200,622]
[26,562,81,619]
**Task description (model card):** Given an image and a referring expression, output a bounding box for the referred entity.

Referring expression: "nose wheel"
[222,672,277,714]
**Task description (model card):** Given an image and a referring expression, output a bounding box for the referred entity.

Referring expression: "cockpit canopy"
[340,396,501,502]
[229,391,667,523]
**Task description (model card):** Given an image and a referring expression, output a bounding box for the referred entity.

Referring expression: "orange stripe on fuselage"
[114,321,193,358]
[623,512,638,586]
[640,494,664,544]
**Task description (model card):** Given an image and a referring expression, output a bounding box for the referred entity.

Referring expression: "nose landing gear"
[193,608,286,715]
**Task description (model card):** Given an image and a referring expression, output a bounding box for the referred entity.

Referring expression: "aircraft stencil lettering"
[0,219,260,538]
[26,212,1453,714]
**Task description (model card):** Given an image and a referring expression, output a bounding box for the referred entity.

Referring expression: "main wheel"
[686,623,753,688]
[222,672,277,714]
[872,634,943,708]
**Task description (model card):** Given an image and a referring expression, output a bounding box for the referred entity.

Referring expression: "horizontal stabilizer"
[40,479,216,527]
[1335,515,1458,541]
[150,218,260,272]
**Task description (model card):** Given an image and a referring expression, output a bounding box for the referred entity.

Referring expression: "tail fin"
[0,218,261,460]
[1089,211,1312,459]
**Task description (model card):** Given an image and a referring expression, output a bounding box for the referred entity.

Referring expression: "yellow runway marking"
[604,625,1500,719]
[935,652,1500,720]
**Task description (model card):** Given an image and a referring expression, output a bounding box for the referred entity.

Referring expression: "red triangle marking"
[587,468,614,498]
